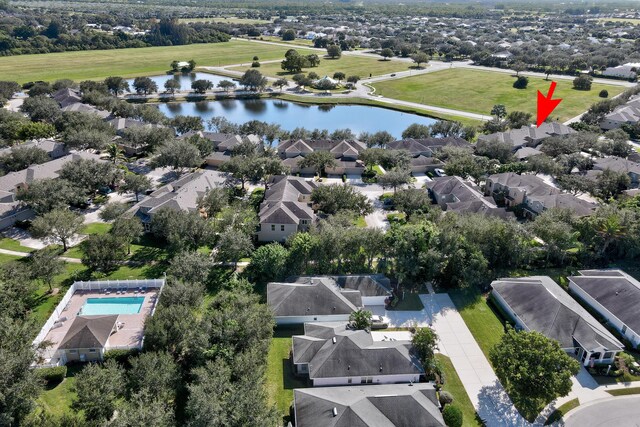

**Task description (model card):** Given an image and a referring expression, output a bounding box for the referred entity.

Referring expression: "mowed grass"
[0,40,316,84]
[179,17,274,24]
[437,354,483,427]
[229,55,410,79]
[449,289,505,362]
[372,68,625,121]
[544,398,579,425]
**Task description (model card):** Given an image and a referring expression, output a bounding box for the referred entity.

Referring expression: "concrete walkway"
[0,247,83,263]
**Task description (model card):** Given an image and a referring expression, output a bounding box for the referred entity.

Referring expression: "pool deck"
[43,290,158,353]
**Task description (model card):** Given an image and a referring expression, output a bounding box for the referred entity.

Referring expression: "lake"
[157,99,436,137]
[126,72,235,92]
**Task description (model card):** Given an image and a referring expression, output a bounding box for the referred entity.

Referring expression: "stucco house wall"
[312,373,421,387]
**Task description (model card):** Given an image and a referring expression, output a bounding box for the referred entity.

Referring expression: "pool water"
[80,297,145,315]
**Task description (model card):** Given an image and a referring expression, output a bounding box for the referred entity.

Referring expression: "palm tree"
[595,214,626,259]
[349,309,372,330]
[106,143,126,165]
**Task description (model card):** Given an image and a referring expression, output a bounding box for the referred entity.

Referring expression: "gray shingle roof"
[292,322,424,380]
[569,270,640,335]
[58,315,118,350]
[259,175,317,225]
[491,276,623,352]
[289,275,392,297]
[294,383,444,427]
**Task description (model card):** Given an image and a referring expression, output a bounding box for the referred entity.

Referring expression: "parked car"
[434,168,447,177]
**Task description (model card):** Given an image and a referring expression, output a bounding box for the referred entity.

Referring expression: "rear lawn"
[0,39,316,84]
[372,68,626,121]
[38,365,83,417]
[229,55,410,80]
[449,288,505,362]
[436,354,483,427]
[267,326,307,426]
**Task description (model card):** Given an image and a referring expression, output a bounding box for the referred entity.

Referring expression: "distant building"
[600,97,640,130]
[277,139,366,176]
[602,63,639,80]
[477,122,575,152]
[593,156,640,184]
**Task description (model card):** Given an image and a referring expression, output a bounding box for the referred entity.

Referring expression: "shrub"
[513,76,529,89]
[439,391,454,407]
[599,89,609,98]
[36,366,67,385]
[573,74,593,91]
[103,348,140,367]
[443,405,463,427]
[251,61,261,68]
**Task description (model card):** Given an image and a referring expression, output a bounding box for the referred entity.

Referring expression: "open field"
[0,40,315,84]
[257,36,315,47]
[372,68,626,121]
[179,17,273,25]
[597,17,640,25]
[436,354,483,427]
[229,55,411,80]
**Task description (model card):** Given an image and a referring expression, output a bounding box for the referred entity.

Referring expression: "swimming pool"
[80,297,145,315]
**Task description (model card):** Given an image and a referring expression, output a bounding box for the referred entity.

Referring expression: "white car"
[434,168,447,177]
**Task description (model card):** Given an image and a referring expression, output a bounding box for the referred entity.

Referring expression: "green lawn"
[607,386,640,396]
[437,354,483,427]
[372,68,626,121]
[80,223,111,235]
[544,398,579,425]
[0,237,34,253]
[267,327,308,426]
[449,289,505,362]
[259,36,315,47]
[179,17,274,24]
[0,39,316,84]
[229,55,410,80]
[38,365,83,417]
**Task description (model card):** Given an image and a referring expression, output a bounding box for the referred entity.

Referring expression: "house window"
[281,225,285,231]
[347,378,352,384]
[271,225,275,231]
[360,377,373,384]
[89,349,96,353]
[603,352,614,360]
[69,350,77,354]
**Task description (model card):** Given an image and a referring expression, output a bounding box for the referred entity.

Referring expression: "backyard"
[0,39,316,83]
[372,68,626,122]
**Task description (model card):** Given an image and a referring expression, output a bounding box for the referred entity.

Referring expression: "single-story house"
[293,383,445,427]
[292,322,424,386]
[57,315,119,363]
[428,176,514,219]
[491,276,623,366]
[593,156,640,185]
[600,98,640,130]
[267,277,363,325]
[288,275,392,306]
[569,270,640,349]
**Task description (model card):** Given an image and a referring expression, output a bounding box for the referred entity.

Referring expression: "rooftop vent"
[332,336,337,344]
[332,407,338,417]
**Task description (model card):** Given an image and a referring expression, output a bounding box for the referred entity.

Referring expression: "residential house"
[288,275,392,306]
[52,88,82,107]
[593,156,640,184]
[277,139,367,176]
[127,170,225,230]
[386,137,470,173]
[478,122,575,152]
[293,383,445,427]
[427,176,514,219]
[61,102,111,119]
[491,276,624,366]
[485,172,554,206]
[0,152,101,229]
[600,98,640,130]
[267,277,363,325]
[292,322,424,386]
[569,270,640,349]
[524,193,597,217]
[0,139,67,161]
[108,118,166,136]
[257,175,317,242]
[178,132,261,167]
[602,63,639,80]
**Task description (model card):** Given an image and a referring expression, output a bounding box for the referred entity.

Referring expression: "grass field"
[372,68,625,121]
[258,36,315,47]
[179,17,274,25]
[437,354,483,427]
[38,365,83,417]
[0,237,34,253]
[229,55,410,80]
[544,398,579,425]
[598,18,640,25]
[449,289,505,362]
[0,40,315,84]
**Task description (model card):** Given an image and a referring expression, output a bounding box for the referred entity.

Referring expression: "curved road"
[564,396,640,427]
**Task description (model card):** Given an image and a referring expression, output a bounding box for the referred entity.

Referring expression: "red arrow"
[537,81,562,127]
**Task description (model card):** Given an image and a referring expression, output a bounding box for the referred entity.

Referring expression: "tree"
[349,309,372,330]
[273,78,288,92]
[298,150,337,177]
[197,187,229,219]
[73,360,125,421]
[17,178,81,214]
[99,202,129,221]
[506,111,532,129]
[191,79,213,94]
[1,146,49,172]
[133,76,158,95]
[281,29,296,41]
[151,209,214,252]
[491,104,507,120]
[164,79,181,94]
[512,61,527,77]
[110,216,143,254]
[556,174,595,196]
[402,123,431,139]
[29,247,64,292]
[128,351,180,404]
[104,76,129,96]
[332,72,346,82]
[292,73,313,87]
[573,74,593,91]
[411,52,429,68]
[306,54,321,67]
[81,233,127,271]
[378,168,412,194]
[393,188,433,219]
[513,75,529,89]
[111,392,174,427]
[595,169,630,200]
[217,80,236,92]
[170,115,204,134]
[238,69,268,92]
[412,327,438,371]
[152,140,202,174]
[20,96,61,123]
[166,251,213,285]
[380,48,394,60]
[475,138,515,164]
[246,243,289,284]
[311,184,373,216]
[31,209,83,251]
[281,49,309,73]
[490,328,580,416]
[105,143,126,165]
[216,229,254,270]
[59,158,119,195]
[62,128,113,151]
[326,44,342,59]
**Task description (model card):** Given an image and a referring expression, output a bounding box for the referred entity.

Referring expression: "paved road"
[564,395,640,427]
